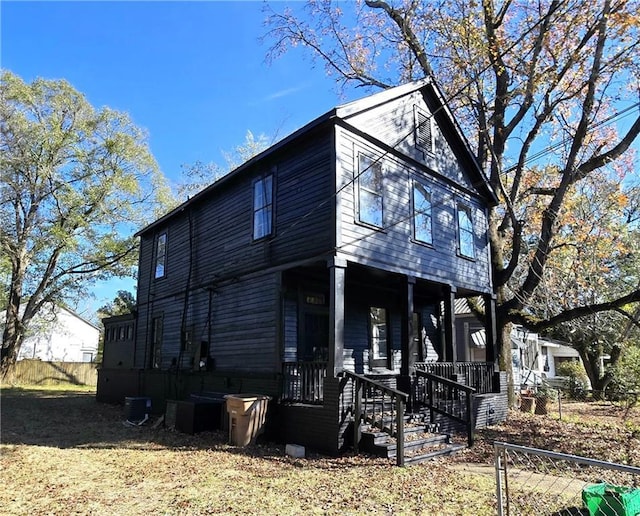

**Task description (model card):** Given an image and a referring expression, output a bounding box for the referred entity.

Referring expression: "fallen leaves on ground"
[1,388,637,515]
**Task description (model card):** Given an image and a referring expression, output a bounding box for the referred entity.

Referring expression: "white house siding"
[16,305,99,363]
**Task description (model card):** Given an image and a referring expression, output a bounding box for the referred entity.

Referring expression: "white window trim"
[252,174,274,241]
[412,178,433,245]
[456,203,475,259]
[356,153,384,228]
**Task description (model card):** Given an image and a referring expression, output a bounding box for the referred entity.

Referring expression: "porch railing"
[281,361,327,404]
[414,370,475,447]
[341,371,408,467]
[415,361,496,394]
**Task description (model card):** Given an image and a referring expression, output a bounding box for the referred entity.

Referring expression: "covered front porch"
[282,259,498,365]
[280,257,499,399]
[277,258,504,463]
[281,360,500,405]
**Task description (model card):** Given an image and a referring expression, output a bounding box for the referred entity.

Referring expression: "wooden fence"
[6,360,97,387]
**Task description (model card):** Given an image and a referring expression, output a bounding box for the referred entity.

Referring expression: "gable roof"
[0,301,100,332]
[138,78,497,237]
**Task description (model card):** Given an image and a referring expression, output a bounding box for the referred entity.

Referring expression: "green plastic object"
[582,483,640,516]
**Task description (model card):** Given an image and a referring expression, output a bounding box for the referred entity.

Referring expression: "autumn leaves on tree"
[264,0,640,382]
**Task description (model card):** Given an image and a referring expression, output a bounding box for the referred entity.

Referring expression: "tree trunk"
[1,265,26,379]
[492,272,515,405]
[497,318,515,406]
[577,346,615,400]
[1,311,23,379]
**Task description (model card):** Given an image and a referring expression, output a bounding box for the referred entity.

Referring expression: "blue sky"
[2,2,638,319]
[1,1,353,180]
[1,1,360,317]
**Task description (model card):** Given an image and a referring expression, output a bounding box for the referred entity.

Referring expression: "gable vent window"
[253,174,273,240]
[457,203,475,259]
[415,106,433,154]
[154,232,167,279]
[412,180,433,245]
[357,153,383,228]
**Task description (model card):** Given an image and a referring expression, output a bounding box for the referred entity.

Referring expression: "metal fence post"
[495,443,506,516]
[557,387,562,420]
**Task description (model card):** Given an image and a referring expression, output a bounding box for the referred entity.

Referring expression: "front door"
[299,309,329,362]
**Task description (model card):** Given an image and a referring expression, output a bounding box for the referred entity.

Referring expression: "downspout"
[179,209,195,371]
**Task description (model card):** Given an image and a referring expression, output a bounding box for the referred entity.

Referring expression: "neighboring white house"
[454,299,588,387]
[510,326,588,387]
[11,303,100,363]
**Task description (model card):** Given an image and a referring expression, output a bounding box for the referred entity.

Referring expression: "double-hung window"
[412,180,433,245]
[370,307,388,361]
[253,175,273,240]
[358,154,383,227]
[457,204,475,259]
[154,232,167,279]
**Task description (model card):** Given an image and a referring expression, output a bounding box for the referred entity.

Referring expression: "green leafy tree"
[97,290,137,318]
[524,169,640,391]
[95,290,137,364]
[0,71,172,377]
[264,0,640,387]
[609,343,640,410]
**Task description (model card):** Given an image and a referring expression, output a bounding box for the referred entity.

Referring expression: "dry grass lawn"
[1,386,637,515]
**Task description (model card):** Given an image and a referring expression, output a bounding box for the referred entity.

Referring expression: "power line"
[502,101,640,176]
[270,0,566,242]
[269,1,638,252]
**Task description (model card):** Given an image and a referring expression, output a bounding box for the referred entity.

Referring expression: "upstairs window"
[154,232,167,279]
[358,154,383,227]
[457,204,475,259]
[412,180,433,245]
[253,175,273,240]
[415,106,433,154]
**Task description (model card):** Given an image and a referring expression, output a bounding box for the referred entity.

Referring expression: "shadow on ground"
[0,388,231,451]
[0,388,394,468]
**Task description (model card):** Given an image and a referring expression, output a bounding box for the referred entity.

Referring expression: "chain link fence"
[495,442,640,516]
[513,383,639,424]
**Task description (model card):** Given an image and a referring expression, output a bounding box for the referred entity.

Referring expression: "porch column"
[328,257,347,377]
[443,285,457,363]
[483,293,498,364]
[400,276,416,376]
[398,276,416,401]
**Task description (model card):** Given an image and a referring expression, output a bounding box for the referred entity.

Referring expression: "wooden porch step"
[359,424,465,465]
[403,442,466,466]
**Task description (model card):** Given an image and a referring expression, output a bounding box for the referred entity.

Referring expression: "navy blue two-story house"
[99,78,507,464]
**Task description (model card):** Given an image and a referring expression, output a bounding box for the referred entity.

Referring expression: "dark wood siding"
[336,127,492,294]
[343,90,474,190]
[138,128,334,305]
[211,271,279,371]
[135,270,280,372]
[134,128,335,371]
